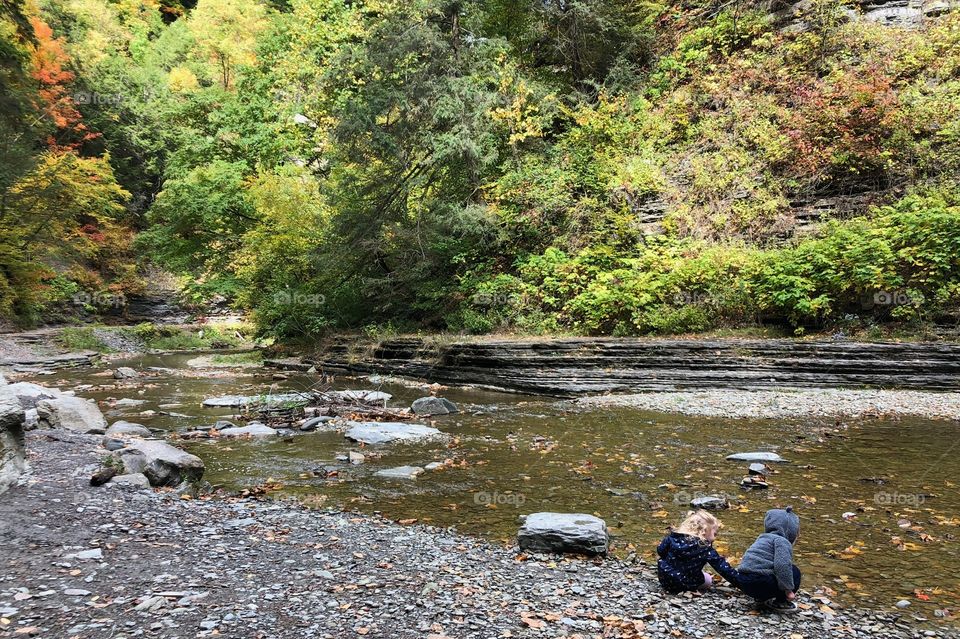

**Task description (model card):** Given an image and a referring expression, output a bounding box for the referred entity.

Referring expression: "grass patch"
[58,327,112,352]
[209,351,262,365]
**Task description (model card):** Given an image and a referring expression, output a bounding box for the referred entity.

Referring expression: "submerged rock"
[411,396,459,416]
[517,512,609,556]
[36,396,107,434]
[725,452,786,463]
[344,421,441,445]
[375,465,424,480]
[115,440,204,487]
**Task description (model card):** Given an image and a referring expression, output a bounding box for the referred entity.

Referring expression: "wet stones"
[344,422,442,445]
[202,392,314,408]
[36,396,107,434]
[410,396,459,416]
[517,513,609,556]
[113,367,140,379]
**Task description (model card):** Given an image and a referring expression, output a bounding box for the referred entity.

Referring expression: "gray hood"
[764,507,800,543]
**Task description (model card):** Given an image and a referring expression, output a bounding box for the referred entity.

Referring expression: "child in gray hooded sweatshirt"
[737,507,801,612]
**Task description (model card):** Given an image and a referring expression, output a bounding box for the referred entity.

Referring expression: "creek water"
[34,351,960,621]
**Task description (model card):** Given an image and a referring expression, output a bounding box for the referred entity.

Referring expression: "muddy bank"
[269,336,960,396]
[0,430,947,639]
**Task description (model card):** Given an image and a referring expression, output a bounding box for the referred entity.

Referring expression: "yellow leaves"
[651,510,669,519]
[799,495,817,505]
[830,540,865,560]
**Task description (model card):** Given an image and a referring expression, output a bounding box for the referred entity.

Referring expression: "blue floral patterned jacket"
[656,532,740,592]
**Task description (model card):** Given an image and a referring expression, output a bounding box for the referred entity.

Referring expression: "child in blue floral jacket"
[657,510,740,593]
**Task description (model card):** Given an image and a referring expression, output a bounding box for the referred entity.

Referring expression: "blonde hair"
[674,510,722,542]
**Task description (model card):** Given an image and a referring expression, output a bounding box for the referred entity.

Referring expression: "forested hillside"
[2,0,959,339]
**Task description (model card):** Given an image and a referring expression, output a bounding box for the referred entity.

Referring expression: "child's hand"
[786,591,796,601]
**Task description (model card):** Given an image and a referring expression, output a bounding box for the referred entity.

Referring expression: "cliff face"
[0,374,27,494]
[269,337,960,397]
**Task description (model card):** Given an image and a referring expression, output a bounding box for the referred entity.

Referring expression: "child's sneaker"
[762,599,799,613]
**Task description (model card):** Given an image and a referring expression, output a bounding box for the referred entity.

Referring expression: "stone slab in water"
[202,392,314,408]
[726,452,786,463]
[106,421,152,439]
[517,512,609,556]
[411,396,458,416]
[375,465,424,480]
[344,422,441,445]
[218,423,278,437]
[691,495,729,509]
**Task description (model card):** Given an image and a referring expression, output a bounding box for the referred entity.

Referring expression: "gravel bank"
[0,431,950,638]
[577,389,960,420]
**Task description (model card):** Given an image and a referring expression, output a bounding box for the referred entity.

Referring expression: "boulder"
[0,376,27,494]
[725,452,786,463]
[517,513,609,556]
[105,420,152,439]
[344,421,442,445]
[217,422,278,437]
[691,495,729,509]
[348,451,365,465]
[748,462,769,476]
[113,367,139,379]
[6,381,64,409]
[375,465,424,480]
[36,396,107,434]
[410,396,459,416]
[115,440,204,487]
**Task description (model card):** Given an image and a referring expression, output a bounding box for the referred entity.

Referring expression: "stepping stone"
[725,452,786,463]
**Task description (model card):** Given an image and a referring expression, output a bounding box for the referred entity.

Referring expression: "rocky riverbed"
[0,430,952,639]
[577,389,960,420]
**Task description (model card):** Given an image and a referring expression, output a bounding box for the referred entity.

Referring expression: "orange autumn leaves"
[29,16,97,150]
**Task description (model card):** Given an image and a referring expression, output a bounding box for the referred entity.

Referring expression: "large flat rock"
[7,382,65,409]
[344,422,441,445]
[36,396,107,434]
[518,512,609,556]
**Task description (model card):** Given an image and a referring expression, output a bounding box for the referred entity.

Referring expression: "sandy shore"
[577,389,960,420]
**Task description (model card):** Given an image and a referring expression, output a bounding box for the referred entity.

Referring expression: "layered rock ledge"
[268,336,960,397]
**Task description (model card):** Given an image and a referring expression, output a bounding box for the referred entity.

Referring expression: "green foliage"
[58,327,111,351]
